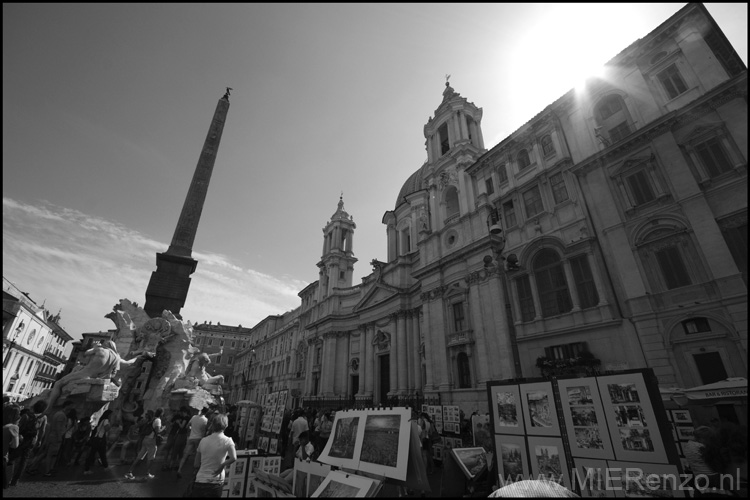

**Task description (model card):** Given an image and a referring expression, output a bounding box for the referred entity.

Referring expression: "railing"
[302,394,441,411]
[447,330,473,347]
[43,349,65,365]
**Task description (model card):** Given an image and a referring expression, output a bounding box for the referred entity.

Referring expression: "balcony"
[34,372,57,384]
[43,349,65,365]
[447,330,474,347]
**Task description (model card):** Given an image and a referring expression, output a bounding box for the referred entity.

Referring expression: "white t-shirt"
[195,432,236,484]
[188,415,208,441]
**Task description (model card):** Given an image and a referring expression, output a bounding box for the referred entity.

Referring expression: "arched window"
[27,329,36,345]
[594,94,633,143]
[518,149,531,170]
[457,353,471,388]
[541,135,555,157]
[445,186,459,218]
[533,249,572,318]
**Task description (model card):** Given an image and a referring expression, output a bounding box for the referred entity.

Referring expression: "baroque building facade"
[3,277,73,401]
[230,3,746,417]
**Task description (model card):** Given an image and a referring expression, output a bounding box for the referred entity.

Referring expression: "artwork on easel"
[495,434,529,483]
[597,373,668,464]
[520,381,561,437]
[557,378,615,460]
[489,383,525,435]
[293,458,332,497]
[318,410,365,470]
[357,408,411,481]
[450,447,488,480]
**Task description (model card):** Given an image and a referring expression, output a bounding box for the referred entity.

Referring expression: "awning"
[683,377,747,402]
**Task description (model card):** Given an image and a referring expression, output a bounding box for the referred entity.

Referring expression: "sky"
[3,3,747,342]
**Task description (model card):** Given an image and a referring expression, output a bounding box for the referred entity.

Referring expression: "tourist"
[178,407,209,478]
[318,411,333,450]
[165,406,190,471]
[683,426,719,488]
[133,410,155,463]
[290,409,309,453]
[119,419,141,465]
[3,404,21,489]
[83,409,112,474]
[58,407,77,467]
[124,407,164,479]
[189,413,236,497]
[69,416,91,466]
[38,400,72,477]
[418,412,435,474]
[9,400,47,486]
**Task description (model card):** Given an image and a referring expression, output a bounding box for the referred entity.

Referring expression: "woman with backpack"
[125,407,165,480]
[83,409,112,475]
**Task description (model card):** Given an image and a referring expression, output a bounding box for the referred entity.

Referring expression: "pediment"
[354,282,400,312]
[681,124,722,145]
[611,153,654,176]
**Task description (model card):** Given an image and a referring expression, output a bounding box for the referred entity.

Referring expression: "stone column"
[411,311,421,393]
[421,299,434,391]
[405,313,414,392]
[389,333,397,396]
[358,326,367,396]
[364,325,374,396]
[563,260,581,312]
[396,313,408,394]
[588,253,609,306]
[468,282,490,385]
[487,270,514,380]
[322,335,336,396]
[460,112,469,141]
[529,273,543,320]
[508,277,523,325]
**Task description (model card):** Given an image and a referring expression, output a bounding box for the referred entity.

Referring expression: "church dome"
[395,163,429,209]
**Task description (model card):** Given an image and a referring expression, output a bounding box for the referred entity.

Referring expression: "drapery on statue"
[183,348,225,386]
[46,340,155,411]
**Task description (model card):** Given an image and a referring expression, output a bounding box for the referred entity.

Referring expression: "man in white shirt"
[178,407,209,478]
[290,409,309,452]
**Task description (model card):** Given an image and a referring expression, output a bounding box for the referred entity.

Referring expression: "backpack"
[139,418,155,437]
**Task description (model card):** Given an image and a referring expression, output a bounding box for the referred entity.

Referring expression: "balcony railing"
[43,349,65,365]
[447,330,473,347]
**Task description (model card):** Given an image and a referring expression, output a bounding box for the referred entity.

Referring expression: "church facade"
[230,3,747,417]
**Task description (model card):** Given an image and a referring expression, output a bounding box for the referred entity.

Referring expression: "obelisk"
[144,89,231,319]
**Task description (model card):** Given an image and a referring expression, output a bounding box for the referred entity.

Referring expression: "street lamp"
[485,207,506,266]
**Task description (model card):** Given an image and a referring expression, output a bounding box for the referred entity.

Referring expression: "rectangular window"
[516,276,535,322]
[609,122,631,143]
[216,355,222,365]
[503,201,516,228]
[658,64,688,99]
[231,341,236,348]
[721,222,747,285]
[682,318,711,335]
[655,246,692,289]
[339,270,345,279]
[497,164,508,183]
[626,170,656,206]
[545,342,586,360]
[452,302,466,331]
[485,177,495,195]
[570,255,599,309]
[228,355,234,365]
[209,339,214,346]
[695,137,732,178]
[523,185,544,217]
[550,173,569,204]
[220,340,225,347]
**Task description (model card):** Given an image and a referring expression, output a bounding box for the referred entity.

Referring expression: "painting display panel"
[527,436,572,490]
[675,426,694,441]
[293,459,331,497]
[670,410,691,424]
[230,456,248,478]
[451,447,488,480]
[574,458,616,498]
[357,407,411,481]
[520,382,561,437]
[597,374,668,464]
[229,478,245,498]
[317,410,366,470]
[311,470,380,498]
[558,378,614,460]
[608,461,685,498]
[269,438,278,455]
[494,435,530,483]
[489,383,525,435]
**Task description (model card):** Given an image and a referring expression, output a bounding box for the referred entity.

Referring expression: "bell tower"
[317,195,357,300]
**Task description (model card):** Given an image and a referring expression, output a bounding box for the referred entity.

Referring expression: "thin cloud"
[3,197,305,339]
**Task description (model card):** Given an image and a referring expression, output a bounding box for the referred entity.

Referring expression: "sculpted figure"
[184,349,225,386]
[47,340,154,410]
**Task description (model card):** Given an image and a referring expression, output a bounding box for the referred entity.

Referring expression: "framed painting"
[527,436,572,490]
[670,410,692,424]
[444,437,454,451]
[269,438,278,455]
[450,447,488,480]
[675,426,694,441]
[597,373,668,464]
[573,458,616,498]
[266,456,282,475]
[249,456,264,475]
[246,474,258,497]
[229,477,245,498]
[317,409,366,470]
[230,455,248,478]
[488,383,525,435]
[608,461,685,498]
[453,438,463,448]
[311,470,380,498]
[356,407,411,481]
[558,377,615,460]
[472,414,493,450]
[433,444,443,461]
[520,381,561,437]
[495,434,529,483]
